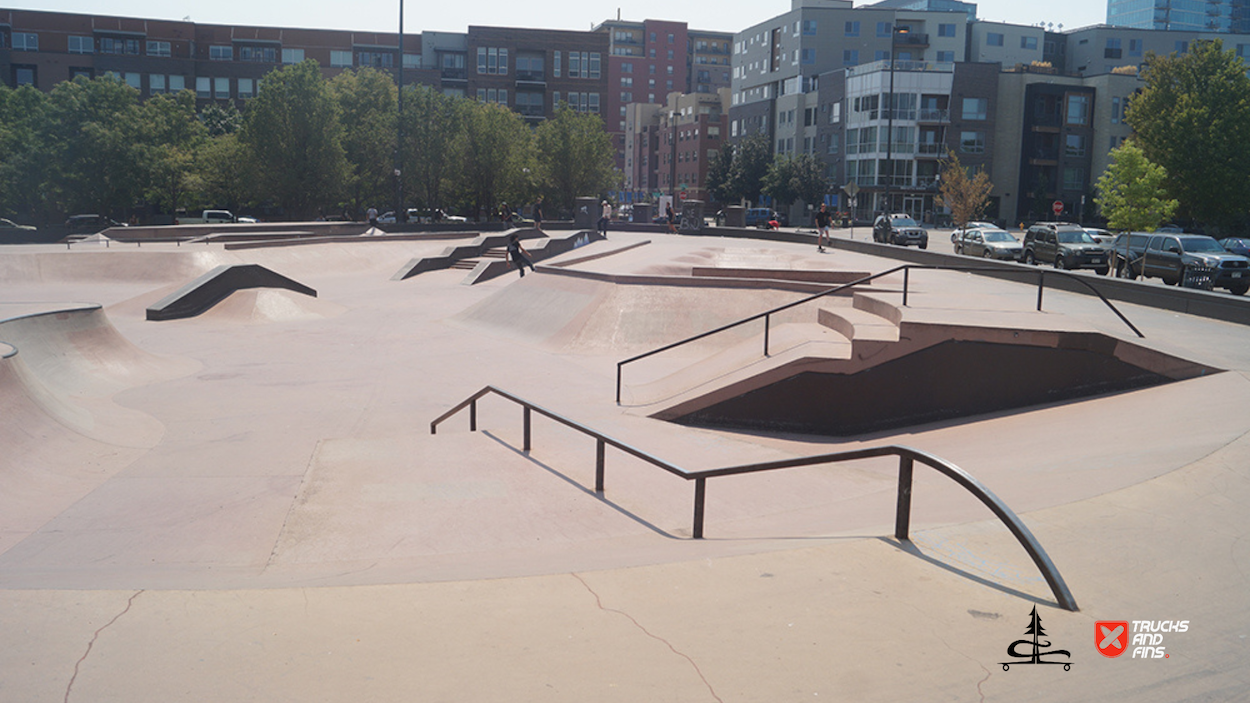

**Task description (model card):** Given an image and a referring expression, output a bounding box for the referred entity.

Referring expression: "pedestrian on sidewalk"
[598,200,611,237]
[366,206,378,227]
[815,203,833,252]
[532,196,544,233]
[506,233,534,278]
[666,203,677,234]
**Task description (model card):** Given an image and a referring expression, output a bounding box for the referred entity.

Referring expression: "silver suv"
[873,214,928,248]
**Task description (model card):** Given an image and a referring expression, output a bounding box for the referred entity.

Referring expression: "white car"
[377,211,397,224]
[951,221,997,243]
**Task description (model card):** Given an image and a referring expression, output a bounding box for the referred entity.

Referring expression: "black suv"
[872,213,928,248]
[1023,223,1109,274]
[1131,233,1250,294]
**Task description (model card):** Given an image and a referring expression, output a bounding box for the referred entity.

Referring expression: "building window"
[960,131,985,154]
[553,51,561,77]
[801,48,816,65]
[196,76,211,98]
[330,51,353,67]
[209,45,232,61]
[843,49,859,66]
[148,40,171,57]
[845,21,860,38]
[938,23,956,38]
[69,67,91,81]
[1175,41,1189,53]
[239,78,256,98]
[68,36,93,54]
[283,48,305,64]
[240,46,278,63]
[987,33,1004,47]
[101,37,141,55]
[476,47,508,75]
[1066,94,1089,125]
[1111,96,1124,124]
[357,50,393,68]
[1022,36,1038,50]
[937,50,955,63]
[621,77,633,87]
[621,91,632,102]
[214,77,230,99]
[875,50,890,62]
[621,62,633,73]
[12,33,38,51]
[150,74,166,94]
[1065,133,1087,157]
[1129,39,1143,57]
[169,75,186,92]
[667,33,674,43]
[516,54,544,78]
[961,97,988,120]
[802,20,817,35]
[13,65,36,87]
[1063,167,1084,191]
[877,22,893,38]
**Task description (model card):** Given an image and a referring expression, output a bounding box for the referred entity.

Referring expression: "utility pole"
[394,0,405,223]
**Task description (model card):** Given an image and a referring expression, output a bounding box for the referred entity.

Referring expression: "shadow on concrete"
[877,536,1056,609]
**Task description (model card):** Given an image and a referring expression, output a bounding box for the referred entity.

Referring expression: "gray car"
[957,228,1023,260]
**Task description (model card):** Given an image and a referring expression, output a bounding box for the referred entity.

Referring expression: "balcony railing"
[515,70,545,83]
[441,67,467,81]
[918,108,949,122]
[894,32,930,46]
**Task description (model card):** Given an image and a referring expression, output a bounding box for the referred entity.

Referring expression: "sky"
[10,0,1107,36]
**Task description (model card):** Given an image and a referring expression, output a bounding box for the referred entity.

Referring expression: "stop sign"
[1052,200,1064,215]
[680,191,687,200]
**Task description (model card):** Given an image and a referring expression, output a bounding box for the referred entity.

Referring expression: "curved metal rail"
[615,263,1144,403]
[431,386,1079,611]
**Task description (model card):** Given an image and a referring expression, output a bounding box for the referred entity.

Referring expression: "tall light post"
[394,0,405,223]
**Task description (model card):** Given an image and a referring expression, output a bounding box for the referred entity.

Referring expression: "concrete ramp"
[146,264,317,321]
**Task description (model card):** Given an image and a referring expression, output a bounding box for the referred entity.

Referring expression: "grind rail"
[430,385,1078,611]
[615,264,1144,403]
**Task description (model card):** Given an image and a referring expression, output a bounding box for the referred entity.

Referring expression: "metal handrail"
[614,263,1144,403]
[431,385,1079,611]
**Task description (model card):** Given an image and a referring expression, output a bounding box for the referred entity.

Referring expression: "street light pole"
[394,0,405,223]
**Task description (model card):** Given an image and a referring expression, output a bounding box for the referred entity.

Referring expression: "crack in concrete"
[65,590,144,703]
[571,573,723,703]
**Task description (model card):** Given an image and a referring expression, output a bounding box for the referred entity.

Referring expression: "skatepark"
[2,222,1249,701]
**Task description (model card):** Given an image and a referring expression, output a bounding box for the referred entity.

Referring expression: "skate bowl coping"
[431,385,1079,611]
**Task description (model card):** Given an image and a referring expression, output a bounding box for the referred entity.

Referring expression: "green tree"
[1127,39,1250,232]
[0,84,51,220]
[199,132,255,215]
[1094,140,1178,232]
[143,90,208,215]
[937,150,994,228]
[764,153,828,214]
[706,143,735,206]
[199,101,244,137]
[240,60,349,219]
[329,67,397,218]
[453,101,534,219]
[40,76,149,217]
[727,133,772,206]
[535,104,619,213]
[401,85,464,211]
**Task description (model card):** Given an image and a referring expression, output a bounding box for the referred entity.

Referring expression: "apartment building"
[1107,0,1250,33]
[1057,23,1250,74]
[0,9,606,125]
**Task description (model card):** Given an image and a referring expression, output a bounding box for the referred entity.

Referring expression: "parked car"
[873,213,928,248]
[377,211,397,224]
[1218,237,1250,257]
[65,214,127,235]
[175,209,237,225]
[950,220,996,243]
[956,228,1022,260]
[1155,224,1184,233]
[0,217,36,234]
[1083,228,1116,246]
[1022,223,1108,274]
[1110,232,1151,278]
[1134,233,1250,294]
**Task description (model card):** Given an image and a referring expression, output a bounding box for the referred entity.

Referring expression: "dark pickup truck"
[1114,232,1250,294]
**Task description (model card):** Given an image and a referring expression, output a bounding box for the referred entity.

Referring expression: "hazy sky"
[10,0,1106,35]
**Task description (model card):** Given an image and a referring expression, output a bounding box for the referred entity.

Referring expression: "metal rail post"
[470,399,477,432]
[523,407,531,451]
[1037,271,1045,311]
[894,455,914,540]
[595,439,606,493]
[763,313,771,356]
[615,364,622,405]
[902,267,911,306]
[692,478,707,539]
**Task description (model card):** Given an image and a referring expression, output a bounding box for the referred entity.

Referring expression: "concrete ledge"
[146,264,317,321]
[459,231,606,285]
[392,228,547,281]
[535,265,863,295]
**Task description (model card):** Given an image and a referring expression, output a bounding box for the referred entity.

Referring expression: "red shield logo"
[1096,621,1129,658]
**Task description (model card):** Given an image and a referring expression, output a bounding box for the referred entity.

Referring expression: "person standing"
[666,203,677,234]
[506,233,534,278]
[815,203,833,253]
[366,206,378,227]
[532,196,544,233]
[598,200,611,237]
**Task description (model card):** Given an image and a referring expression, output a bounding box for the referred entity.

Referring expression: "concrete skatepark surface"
[2,229,1250,701]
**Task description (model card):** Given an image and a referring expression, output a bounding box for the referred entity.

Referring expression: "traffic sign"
[1052,200,1064,215]
[843,182,861,198]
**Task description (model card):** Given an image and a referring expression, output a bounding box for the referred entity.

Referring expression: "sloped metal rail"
[430,385,1079,611]
[615,263,1144,403]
